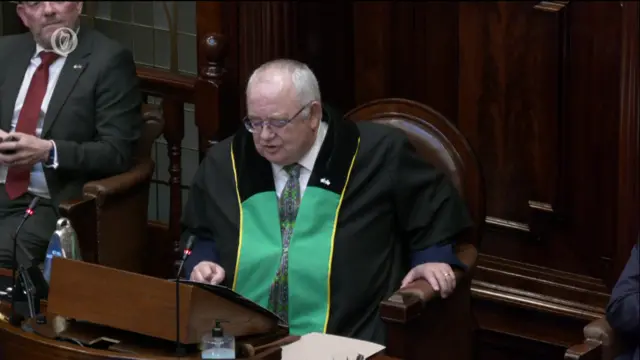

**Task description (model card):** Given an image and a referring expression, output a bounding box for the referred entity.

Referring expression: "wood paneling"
[206,1,640,358]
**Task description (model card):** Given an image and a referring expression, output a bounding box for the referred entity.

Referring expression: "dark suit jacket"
[607,243,640,360]
[0,28,142,204]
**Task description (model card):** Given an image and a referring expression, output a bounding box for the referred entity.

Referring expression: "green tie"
[269,163,302,323]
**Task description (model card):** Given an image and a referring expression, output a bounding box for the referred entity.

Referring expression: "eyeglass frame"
[243,101,314,133]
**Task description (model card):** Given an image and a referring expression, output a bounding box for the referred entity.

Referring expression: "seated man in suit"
[606,241,639,360]
[0,2,141,268]
[182,59,471,344]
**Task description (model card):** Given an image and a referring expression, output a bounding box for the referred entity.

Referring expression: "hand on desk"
[190,261,226,285]
[401,262,457,298]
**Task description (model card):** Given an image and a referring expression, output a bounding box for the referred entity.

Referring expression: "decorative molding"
[472,280,603,321]
[485,216,530,233]
[534,1,570,12]
[528,201,554,213]
[473,253,610,321]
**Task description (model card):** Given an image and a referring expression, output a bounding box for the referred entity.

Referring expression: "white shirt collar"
[272,120,328,174]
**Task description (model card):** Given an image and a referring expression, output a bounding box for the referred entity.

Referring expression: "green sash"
[228,115,360,335]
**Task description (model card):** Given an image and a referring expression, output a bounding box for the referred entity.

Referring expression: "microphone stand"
[16,241,48,321]
[175,262,186,356]
[16,265,37,318]
[9,197,40,327]
[174,235,196,356]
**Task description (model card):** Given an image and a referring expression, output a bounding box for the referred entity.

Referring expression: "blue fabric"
[183,236,219,278]
[607,243,640,360]
[184,237,466,279]
[410,243,467,270]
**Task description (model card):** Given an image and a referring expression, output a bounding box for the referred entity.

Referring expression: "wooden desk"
[0,319,396,359]
[0,305,396,359]
[0,267,397,359]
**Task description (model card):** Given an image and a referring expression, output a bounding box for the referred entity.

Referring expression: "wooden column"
[195,2,227,152]
[615,0,640,281]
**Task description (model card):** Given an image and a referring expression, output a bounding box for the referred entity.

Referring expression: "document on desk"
[281,332,385,359]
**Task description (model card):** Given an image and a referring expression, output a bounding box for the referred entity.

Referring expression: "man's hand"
[401,262,457,298]
[0,132,52,167]
[190,261,226,285]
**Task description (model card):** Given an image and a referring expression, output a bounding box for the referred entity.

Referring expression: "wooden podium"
[0,261,398,359]
[46,257,281,344]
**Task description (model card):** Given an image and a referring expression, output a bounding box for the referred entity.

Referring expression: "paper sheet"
[281,332,386,360]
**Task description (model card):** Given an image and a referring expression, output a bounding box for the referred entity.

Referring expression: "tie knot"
[283,163,302,178]
[39,51,59,67]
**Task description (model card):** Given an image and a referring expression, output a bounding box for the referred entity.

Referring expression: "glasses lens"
[243,118,257,133]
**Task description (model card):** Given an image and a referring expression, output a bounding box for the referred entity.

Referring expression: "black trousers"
[0,184,58,269]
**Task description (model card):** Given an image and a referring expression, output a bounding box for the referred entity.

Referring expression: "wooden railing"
[137,66,195,258]
[134,33,227,273]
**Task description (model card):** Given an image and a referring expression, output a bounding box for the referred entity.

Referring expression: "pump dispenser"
[200,320,235,359]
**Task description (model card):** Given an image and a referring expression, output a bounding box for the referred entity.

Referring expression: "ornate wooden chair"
[346,98,485,360]
[58,104,164,273]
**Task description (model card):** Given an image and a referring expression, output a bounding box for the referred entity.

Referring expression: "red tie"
[5,51,59,200]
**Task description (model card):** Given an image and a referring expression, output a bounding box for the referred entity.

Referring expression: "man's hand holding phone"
[0,132,52,167]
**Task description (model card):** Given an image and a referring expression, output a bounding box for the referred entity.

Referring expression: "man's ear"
[15,4,29,28]
[309,101,323,131]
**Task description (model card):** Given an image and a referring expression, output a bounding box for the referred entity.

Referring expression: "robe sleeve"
[411,244,467,270]
[606,243,640,339]
[180,156,221,278]
[392,135,473,267]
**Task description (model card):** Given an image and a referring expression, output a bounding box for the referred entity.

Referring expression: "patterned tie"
[5,51,59,200]
[269,163,302,323]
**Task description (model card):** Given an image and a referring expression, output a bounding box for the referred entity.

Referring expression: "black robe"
[182,107,472,344]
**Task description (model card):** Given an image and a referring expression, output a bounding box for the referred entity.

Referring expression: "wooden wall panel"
[460,0,616,320]
[294,2,354,113]
[353,2,459,121]
[459,1,564,244]
[214,1,354,136]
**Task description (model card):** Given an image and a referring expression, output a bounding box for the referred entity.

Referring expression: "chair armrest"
[564,318,619,360]
[83,159,154,205]
[584,318,616,346]
[380,269,466,323]
[56,159,155,268]
[380,243,476,324]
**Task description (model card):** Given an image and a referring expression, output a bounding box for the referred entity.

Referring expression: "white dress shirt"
[0,43,64,199]
[271,121,328,198]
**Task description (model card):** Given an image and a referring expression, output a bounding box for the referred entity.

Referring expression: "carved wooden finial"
[199,33,227,86]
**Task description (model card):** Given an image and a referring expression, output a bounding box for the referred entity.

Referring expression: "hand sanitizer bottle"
[201,320,235,359]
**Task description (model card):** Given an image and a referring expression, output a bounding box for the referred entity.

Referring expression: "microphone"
[177,235,196,277]
[174,234,196,356]
[9,196,40,326]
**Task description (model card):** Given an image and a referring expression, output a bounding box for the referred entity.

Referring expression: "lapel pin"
[320,178,331,186]
[73,64,83,70]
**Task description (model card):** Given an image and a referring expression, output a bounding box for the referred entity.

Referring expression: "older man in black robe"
[181,59,472,344]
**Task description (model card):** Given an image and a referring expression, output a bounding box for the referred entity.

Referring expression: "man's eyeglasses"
[243,102,312,133]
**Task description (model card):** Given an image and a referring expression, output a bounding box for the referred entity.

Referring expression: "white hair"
[246,59,322,114]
